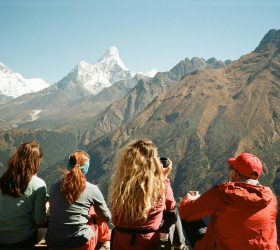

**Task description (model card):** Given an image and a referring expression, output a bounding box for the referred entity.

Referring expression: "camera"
[160,157,169,168]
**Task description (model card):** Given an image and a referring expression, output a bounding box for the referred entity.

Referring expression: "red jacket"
[111,178,176,250]
[180,182,279,250]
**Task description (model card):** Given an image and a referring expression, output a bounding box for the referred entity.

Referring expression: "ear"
[250,171,259,180]
[230,169,240,181]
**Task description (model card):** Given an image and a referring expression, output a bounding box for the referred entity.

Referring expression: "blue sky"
[0,0,279,84]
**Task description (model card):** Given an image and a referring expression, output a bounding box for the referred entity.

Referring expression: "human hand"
[186,191,200,201]
[163,158,172,178]
[46,201,50,215]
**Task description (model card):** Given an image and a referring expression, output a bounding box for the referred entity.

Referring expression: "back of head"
[60,150,89,204]
[228,153,263,180]
[0,141,43,197]
[109,139,164,223]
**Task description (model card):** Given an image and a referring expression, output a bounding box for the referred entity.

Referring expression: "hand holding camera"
[160,157,170,168]
[160,157,172,178]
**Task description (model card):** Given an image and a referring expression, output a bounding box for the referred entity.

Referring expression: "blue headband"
[67,158,90,175]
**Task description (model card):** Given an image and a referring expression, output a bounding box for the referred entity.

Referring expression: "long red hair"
[0,141,43,197]
[60,151,88,204]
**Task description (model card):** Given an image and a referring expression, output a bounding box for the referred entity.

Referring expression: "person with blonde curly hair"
[46,150,111,250]
[109,139,183,250]
[0,141,47,247]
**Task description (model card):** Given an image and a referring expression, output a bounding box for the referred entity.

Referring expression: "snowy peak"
[98,46,128,71]
[101,46,120,59]
[0,63,12,73]
[66,47,133,95]
[0,63,49,98]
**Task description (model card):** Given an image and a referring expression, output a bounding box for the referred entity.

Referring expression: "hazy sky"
[0,0,279,84]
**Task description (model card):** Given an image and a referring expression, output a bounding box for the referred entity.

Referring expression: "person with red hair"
[46,150,111,250]
[180,153,278,250]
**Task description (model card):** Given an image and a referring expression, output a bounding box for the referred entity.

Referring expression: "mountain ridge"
[79,29,280,200]
[0,28,279,244]
[79,57,229,144]
[0,63,49,99]
[1,29,279,198]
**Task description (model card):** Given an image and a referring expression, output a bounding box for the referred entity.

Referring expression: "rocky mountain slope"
[81,29,280,203]
[1,30,279,198]
[0,128,78,178]
[80,57,228,144]
[0,47,226,183]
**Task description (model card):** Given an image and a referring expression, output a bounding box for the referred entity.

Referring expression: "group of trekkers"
[0,139,278,249]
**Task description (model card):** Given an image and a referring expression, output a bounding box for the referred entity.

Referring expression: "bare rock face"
[167,57,227,81]
[255,29,280,52]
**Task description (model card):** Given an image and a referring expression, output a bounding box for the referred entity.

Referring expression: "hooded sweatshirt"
[180,182,278,250]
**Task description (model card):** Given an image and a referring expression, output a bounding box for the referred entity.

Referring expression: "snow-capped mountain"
[0,63,49,98]
[0,46,158,124]
[61,46,133,95]
[59,46,158,96]
[0,47,156,101]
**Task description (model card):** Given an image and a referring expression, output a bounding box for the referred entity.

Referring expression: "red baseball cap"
[227,153,262,179]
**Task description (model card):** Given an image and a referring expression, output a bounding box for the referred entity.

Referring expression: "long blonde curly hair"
[109,139,165,224]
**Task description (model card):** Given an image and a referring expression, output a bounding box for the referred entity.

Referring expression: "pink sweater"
[111,178,176,250]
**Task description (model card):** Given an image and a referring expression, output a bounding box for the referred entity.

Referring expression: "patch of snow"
[136,69,158,78]
[29,110,42,121]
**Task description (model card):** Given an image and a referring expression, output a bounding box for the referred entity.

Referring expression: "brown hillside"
[86,29,280,201]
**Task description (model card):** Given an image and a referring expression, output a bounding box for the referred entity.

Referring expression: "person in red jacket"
[180,153,279,250]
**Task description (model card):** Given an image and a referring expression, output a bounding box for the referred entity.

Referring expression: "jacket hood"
[219,182,273,208]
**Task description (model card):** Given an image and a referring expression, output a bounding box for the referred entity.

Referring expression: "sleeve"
[34,180,47,226]
[92,185,111,222]
[164,178,176,212]
[179,186,225,221]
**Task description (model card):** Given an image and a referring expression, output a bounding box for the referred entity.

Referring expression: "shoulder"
[30,175,47,188]
[84,182,106,201]
[210,182,240,196]
[85,181,100,192]
[215,182,237,191]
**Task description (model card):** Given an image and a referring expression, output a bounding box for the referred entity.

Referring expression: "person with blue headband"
[46,150,111,250]
[67,151,90,175]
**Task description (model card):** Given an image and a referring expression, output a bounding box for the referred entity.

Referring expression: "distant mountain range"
[0,63,49,103]
[0,47,158,104]
[0,46,228,130]
[0,47,148,126]
[1,30,279,238]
